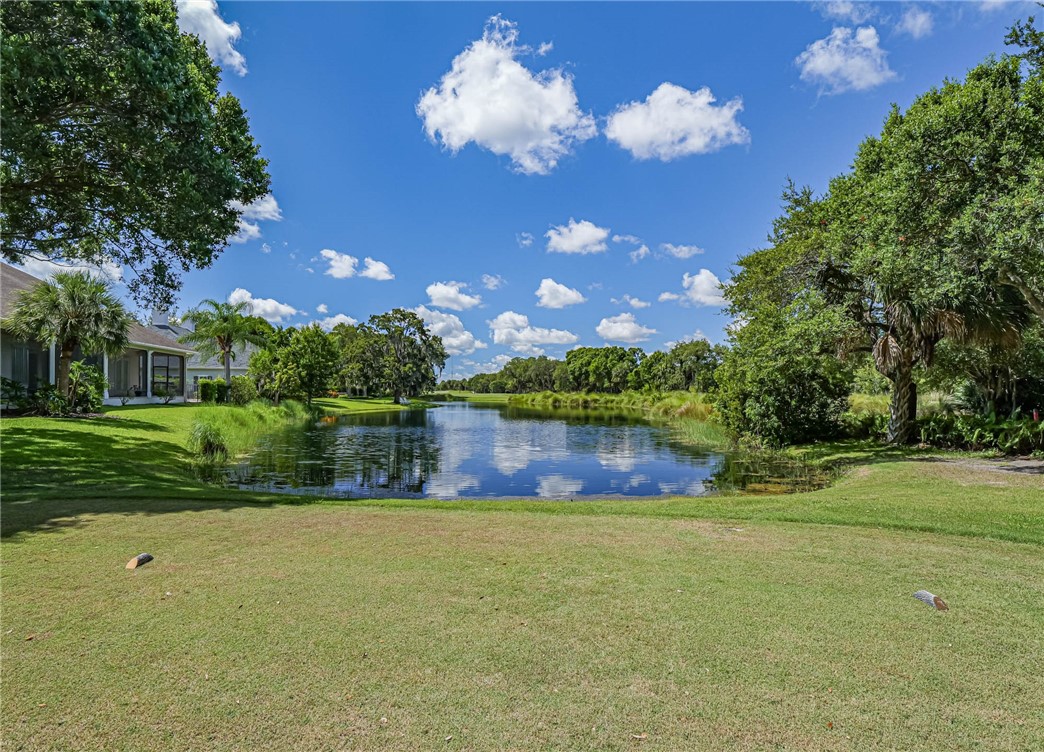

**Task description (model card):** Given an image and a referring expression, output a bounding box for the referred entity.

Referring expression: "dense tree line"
[439,340,725,395]
[714,18,1044,446]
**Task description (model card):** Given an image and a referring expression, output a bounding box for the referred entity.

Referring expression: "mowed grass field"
[2,402,1043,750]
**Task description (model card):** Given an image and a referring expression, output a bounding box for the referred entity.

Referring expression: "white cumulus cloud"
[817,1,877,23]
[17,257,123,283]
[796,26,896,95]
[517,232,535,247]
[359,257,394,281]
[176,0,247,76]
[896,7,933,39]
[535,278,586,308]
[546,218,610,254]
[664,330,709,349]
[606,83,750,161]
[316,303,328,314]
[445,352,514,380]
[596,313,657,343]
[661,269,726,307]
[414,305,487,356]
[481,273,505,290]
[427,281,482,310]
[229,194,282,244]
[320,249,359,279]
[319,249,392,281]
[228,288,299,323]
[661,242,704,259]
[489,311,578,354]
[416,15,596,175]
[611,294,651,309]
[630,245,651,263]
[317,313,358,331]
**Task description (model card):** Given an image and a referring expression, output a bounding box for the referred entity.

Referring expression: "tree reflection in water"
[220,403,826,499]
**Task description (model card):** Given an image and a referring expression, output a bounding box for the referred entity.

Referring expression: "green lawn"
[2,403,1042,750]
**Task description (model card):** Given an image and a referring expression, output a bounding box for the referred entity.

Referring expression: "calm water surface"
[219,402,824,499]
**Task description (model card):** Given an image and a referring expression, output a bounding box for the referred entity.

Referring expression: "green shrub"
[918,413,1043,454]
[842,410,889,440]
[27,385,69,416]
[198,379,217,402]
[1,377,27,408]
[68,361,107,413]
[214,378,229,404]
[715,352,851,448]
[230,375,257,405]
[188,420,229,460]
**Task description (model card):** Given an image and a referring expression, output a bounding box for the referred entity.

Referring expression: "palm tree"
[3,271,132,399]
[179,300,265,384]
[864,293,1027,444]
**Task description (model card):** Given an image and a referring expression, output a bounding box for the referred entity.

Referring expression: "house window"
[151,353,184,397]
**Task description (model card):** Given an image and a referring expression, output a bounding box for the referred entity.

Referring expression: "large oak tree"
[1,0,270,306]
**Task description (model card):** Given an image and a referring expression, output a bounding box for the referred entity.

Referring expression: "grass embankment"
[0,398,408,510]
[510,391,727,447]
[188,400,312,460]
[428,390,514,404]
[316,395,438,413]
[2,399,1043,750]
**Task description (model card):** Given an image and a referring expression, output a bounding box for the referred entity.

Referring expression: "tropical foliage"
[2,270,132,400]
[179,300,267,384]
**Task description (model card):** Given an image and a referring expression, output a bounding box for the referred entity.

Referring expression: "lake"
[217,401,825,499]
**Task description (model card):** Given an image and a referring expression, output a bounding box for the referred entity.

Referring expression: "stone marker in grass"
[913,590,948,610]
[126,553,154,570]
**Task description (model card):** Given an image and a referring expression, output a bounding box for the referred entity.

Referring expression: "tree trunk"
[887,362,918,444]
[58,343,74,400]
[223,350,232,385]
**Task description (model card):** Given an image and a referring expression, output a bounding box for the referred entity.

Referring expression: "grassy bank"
[0,398,408,509]
[3,489,1042,750]
[2,399,1043,749]
[509,391,727,447]
[188,400,312,460]
[427,390,514,404]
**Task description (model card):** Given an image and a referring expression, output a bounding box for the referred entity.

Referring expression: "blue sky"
[37,1,1031,377]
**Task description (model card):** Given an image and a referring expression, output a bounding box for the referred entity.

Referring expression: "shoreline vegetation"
[3,396,1039,543]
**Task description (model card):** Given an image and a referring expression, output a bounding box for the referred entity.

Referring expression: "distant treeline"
[439,341,724,395]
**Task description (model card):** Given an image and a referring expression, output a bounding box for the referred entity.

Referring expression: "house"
[1,263,195,405]
[150,311,260,398]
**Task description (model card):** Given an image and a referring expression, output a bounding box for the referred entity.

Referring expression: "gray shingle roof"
[1,262,194,353]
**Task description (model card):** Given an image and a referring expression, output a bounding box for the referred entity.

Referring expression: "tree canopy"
[722,32,1044,444]
[365,309,447,402]
[0,0,270,306]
